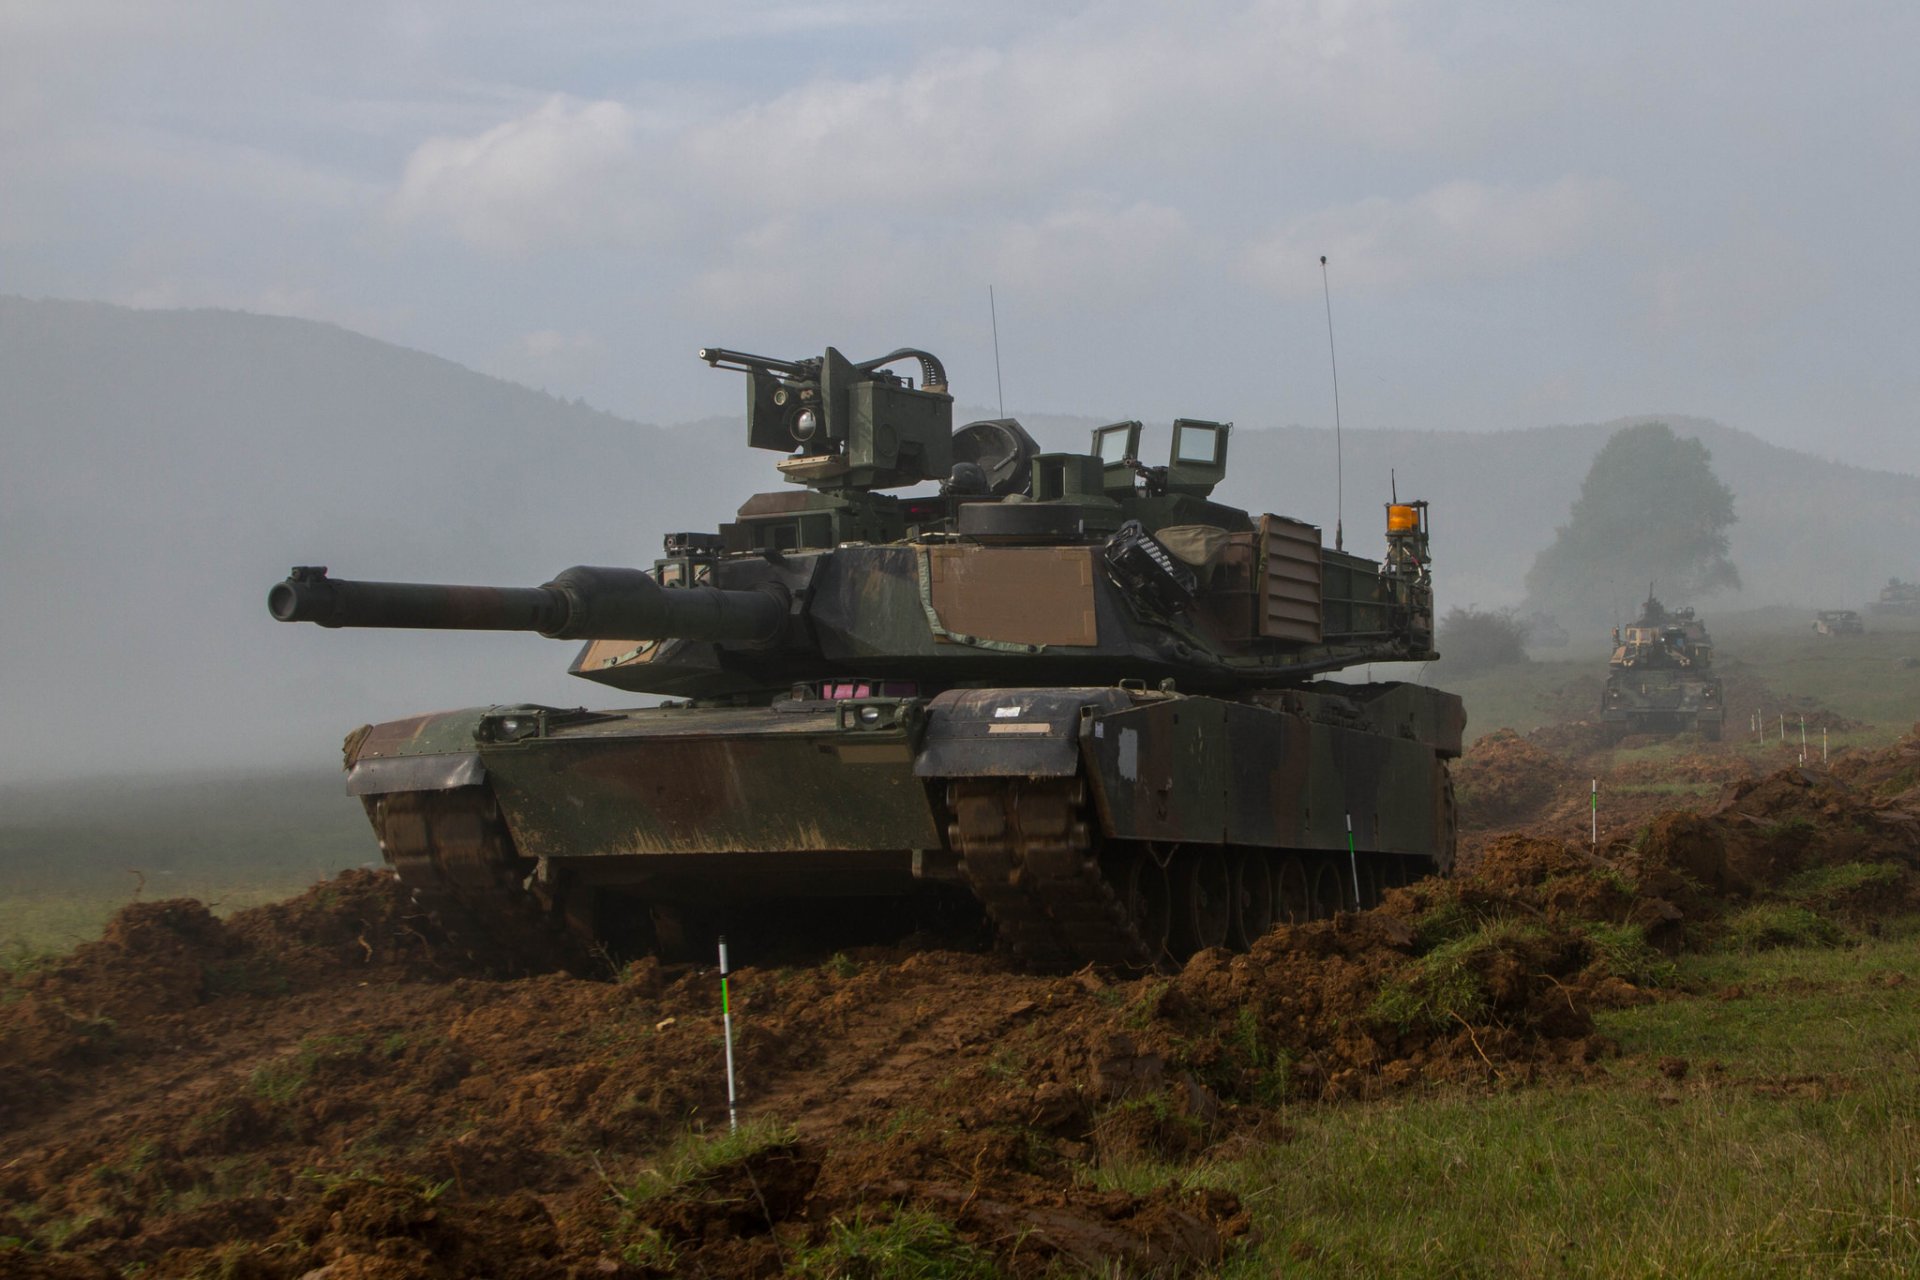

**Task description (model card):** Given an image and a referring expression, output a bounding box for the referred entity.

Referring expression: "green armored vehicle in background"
[1601,593,1724,742]
[1870,579,1920,621]
[271,344,1464,969]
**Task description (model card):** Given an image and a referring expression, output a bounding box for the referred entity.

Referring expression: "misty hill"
[1215,416,1919,620]
[4,295,1916,781]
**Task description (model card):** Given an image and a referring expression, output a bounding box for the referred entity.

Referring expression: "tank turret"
[271,344,1465,971]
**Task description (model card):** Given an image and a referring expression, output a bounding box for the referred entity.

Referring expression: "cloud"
[980,203,1195,303]
[677,0,1468,212]
[387,95,674,252]
[1244,176,1627,296]
[382,1,1474,257]
[680,200,1194,336]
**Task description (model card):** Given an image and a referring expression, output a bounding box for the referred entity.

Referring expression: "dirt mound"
[1453,729,1567,826]
[1525,719,1619,758]
[1623,754,1920,920]
[0,871,538,1125]
[14,730,1920,1276]
[1610,753,1757,788]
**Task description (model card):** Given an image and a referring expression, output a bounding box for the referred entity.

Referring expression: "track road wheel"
[1118,849,1171,965]
[1229,850,1274,949]
[1359,859,1386,909]
[1306,859,1347,920]
[1272,854,1311,925]
[1172,847,1232,956]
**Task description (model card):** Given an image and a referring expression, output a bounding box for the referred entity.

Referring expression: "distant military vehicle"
[1601,593,1724,742]
[1814,610,1865,636]
[270,342,1465,970]
[1870,579,1920,618]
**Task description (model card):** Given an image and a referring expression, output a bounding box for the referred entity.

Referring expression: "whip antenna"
[989,286,1006,419]
[1320,255,1344,551]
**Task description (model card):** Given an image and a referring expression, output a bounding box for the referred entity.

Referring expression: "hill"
[4,294,1916,781]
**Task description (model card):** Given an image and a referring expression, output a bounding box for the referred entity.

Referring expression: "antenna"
[1320,255,1343,551]
[989,285,1006,420]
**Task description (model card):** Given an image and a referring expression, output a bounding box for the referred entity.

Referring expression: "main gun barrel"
[269,565,787,645]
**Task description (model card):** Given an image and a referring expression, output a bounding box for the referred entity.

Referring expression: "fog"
[4,4,1920,782]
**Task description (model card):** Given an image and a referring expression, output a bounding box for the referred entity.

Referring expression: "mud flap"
[914,688,1131,778]
[348,753,484,795]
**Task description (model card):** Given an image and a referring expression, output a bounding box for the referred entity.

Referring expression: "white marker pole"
[1591,778,1598,848]
[1800,715,1807,764]
[1779,713,1785,743]
[718,936,739,1133]
[1824,727,1829,763]
[1346,813,1361,910]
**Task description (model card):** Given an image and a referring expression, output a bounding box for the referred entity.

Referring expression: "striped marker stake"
[1824,727,1829,763]
[1346,813,1360,910]
[1591,779,1598,848]
[1800,715,1807,765]
[718,936,739,1133]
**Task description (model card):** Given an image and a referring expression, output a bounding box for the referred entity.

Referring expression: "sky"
[5,1,1920,472]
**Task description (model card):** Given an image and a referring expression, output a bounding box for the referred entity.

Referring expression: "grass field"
[1441,611,1920,746]
[0,767,370,956]
[1098,921,1920,1278]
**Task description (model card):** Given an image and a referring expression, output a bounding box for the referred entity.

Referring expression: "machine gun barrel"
[269,565,787,645]
[697,346,810,376]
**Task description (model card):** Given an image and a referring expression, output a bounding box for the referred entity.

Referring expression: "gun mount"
[271,342,1464,972]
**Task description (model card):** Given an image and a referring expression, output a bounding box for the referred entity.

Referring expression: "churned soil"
[8,728,1920,1277]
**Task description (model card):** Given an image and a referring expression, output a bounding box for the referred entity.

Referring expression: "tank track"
[366,786,580,971]
[946,777,1161,972]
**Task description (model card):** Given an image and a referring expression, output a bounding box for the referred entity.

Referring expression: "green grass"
[600,1118,802,1273]
[1781,863,1907,901]
[1097,922,1920,1278]
[1715,904,1849,954]
[1440,618,1920,746]
[1597,925,1920,1075]
[607,1117,799,1207]
[791,1210,1000,1280]
[0,878,330,956]
[0,767,370,954]
[1371,918,1546,1032]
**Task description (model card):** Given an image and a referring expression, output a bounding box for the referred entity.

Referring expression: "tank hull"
[1600,669,1725,741]
[348,681,1462,968]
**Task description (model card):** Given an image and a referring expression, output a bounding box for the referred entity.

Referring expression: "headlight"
[857,705,884,725]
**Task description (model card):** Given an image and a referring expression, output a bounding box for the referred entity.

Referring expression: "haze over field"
[4,296,1919,783]
[5,4,1920,782]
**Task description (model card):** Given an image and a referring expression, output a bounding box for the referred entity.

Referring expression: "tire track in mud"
[735,958,1061,1132]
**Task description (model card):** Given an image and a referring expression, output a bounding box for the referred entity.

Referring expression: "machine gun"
[699,345,954,492]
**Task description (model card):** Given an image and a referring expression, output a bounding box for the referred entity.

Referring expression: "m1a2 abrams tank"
[1600,592,1724,742]
[270,344,1464,970]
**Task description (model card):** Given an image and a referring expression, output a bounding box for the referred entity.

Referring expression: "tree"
[1524,422,1738,628]
[1436,605,1530,675]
